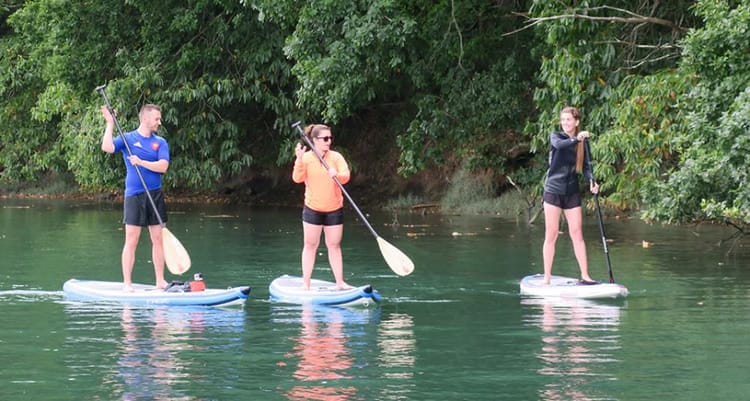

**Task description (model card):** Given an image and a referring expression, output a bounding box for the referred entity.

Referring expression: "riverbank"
[0,166,535,219]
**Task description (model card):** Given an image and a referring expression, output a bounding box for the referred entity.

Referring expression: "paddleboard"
[63,279,250,307]
[269,275,382,307]
[520,274,628,299]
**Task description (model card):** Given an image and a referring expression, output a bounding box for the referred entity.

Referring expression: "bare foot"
[155,280,169,290]
[123,283,135,292]
[337,282,353,290]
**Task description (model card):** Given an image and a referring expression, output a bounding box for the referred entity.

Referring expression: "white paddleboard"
[269,275,382,307]
[63,279,250,307]
[520,274,628,299]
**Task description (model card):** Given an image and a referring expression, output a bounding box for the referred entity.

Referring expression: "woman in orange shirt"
[293,124,352,290]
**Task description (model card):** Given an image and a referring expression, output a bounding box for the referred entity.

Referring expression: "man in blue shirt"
[100,104,170,292]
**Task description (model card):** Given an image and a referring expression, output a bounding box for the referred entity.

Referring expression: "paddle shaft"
[292,122,379,239]
[96,85,165,228]
[584,140,615,283]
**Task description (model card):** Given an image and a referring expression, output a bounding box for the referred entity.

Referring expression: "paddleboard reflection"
[521,297,624,401]
[63,303,245,400]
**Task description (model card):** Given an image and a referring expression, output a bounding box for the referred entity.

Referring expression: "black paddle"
[584,139,615,283]
[292,122,414,276]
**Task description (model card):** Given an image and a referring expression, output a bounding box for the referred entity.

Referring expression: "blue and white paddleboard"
[520,274,628,299]
[269,275,382,307]
[63,279,250,307]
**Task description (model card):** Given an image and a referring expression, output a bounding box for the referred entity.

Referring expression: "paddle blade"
[376,237,414,276]
[162,227,191,275]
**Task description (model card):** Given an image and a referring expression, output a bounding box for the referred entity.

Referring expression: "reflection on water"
[274,305,417,401]
[284,306,358,401]
[377,313,416,400]
[522,298,624,401]
[115,306,202,400]
[63,304,245,400]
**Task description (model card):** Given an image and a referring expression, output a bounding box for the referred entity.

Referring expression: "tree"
[254,0,538,184]
[1,0,297,191]
[642,0,750,225]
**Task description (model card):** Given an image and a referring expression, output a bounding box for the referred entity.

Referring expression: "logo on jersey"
[151,142,160,151]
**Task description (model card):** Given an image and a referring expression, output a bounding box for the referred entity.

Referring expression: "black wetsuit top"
[543,131,594,196]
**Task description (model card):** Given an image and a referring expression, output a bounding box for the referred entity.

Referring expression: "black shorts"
[123,189,168,226]
[302,206,344,226]
[543,191,582,210]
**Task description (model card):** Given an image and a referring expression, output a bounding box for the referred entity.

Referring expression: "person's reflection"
[285,305,357,401]
[116,306,205,401]
[524,297,622,401]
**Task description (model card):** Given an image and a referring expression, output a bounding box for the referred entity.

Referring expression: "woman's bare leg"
[301,222,323,289]
[542,203,562,285]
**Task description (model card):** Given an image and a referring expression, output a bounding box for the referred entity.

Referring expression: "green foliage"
[260,0,539,182]
[284,0,417,124]
[596,69,693,209]
[398,61,532,176]
[439,166,529,218]
[395,0,537,177]
[4,0,750,231]
[526,0,699,212]
[643,0,750,224]
[1,0,297,191]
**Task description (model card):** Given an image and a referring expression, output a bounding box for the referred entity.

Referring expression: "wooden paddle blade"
[376,237,414,276]
[162,227,191,275]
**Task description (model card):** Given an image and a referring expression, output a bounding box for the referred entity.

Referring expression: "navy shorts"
[543,191,582,210]
[123,189,168,226]
[302,206,344,226]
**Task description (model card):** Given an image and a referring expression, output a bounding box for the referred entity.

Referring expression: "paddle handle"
[292,122,380,239]
[96,85,165,227]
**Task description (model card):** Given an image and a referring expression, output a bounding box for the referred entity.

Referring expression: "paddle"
[292,122,414,276]
[584,139,615,283]
[96,85,191,275]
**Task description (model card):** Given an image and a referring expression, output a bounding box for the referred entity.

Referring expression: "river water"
[1,198,750,400]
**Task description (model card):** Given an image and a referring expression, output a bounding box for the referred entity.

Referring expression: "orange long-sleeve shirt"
[292,150,351,212]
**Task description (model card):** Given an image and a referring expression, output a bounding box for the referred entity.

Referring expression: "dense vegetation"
[1,1,749,227]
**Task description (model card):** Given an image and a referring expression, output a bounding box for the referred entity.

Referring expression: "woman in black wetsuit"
[542,106,599,285]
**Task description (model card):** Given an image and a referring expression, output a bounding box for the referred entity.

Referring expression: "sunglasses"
[315,136,333,142]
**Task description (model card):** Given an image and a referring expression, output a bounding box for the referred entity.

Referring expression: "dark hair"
[560,106,584,173]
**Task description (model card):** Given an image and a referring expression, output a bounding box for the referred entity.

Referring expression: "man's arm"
[100,105,116,154]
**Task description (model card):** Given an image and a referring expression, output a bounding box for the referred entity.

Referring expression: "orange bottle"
[189,273,206,292]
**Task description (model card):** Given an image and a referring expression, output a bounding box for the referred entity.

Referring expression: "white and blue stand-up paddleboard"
[63,279,250,307]
[269,274,382,307]
[520,274,628,299]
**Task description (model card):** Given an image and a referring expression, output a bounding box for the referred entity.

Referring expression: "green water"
[2,198,750,400]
